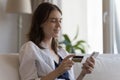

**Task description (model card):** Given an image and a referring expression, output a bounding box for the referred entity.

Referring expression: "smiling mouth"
[54,30,59,33]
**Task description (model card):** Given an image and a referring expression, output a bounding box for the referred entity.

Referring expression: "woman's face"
[42,10,62,39]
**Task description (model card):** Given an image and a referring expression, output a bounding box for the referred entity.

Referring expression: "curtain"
[104,0,120,53]
[114,0,120,53]
[103,0,114,53]
[102,0,120,53]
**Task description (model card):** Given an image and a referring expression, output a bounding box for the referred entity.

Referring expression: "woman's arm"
[77,57,95,80]
[19,42,75,80]
[76,70,86,80]
[40,68,61,80]
[41,55,75,80]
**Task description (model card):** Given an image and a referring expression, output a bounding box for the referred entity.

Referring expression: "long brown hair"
[28,2,62,54]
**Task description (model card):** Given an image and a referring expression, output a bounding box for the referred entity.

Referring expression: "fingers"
[63,59,74,66]
[63,56,74,68]
[63,60,74,70]
[63,54,75,61]
[58,55,75,73]
[62,54,75,68]
[89,56,95,64]
[86,57,95,68]
[82,57,95,74]
[82,62,93,73]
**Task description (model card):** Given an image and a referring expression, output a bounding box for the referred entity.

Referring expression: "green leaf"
[63,34,71,43]
[60,32,88,54]
[66,46,72,52]
[74,40,86,47]
[75,46,86,53]
[73,26,79,41]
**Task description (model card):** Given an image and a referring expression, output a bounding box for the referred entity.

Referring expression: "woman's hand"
[41,55,75,80]
[56,55,75,75]
[81,56,95,75]
[77,56,95,80]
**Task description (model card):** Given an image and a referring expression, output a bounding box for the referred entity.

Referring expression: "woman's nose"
[56,21,61,28]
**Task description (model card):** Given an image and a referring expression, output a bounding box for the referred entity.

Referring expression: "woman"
[19,2,95,80]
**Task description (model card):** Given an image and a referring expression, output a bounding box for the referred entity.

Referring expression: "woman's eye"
[49,18,62,23]
[51,20,56,22]
[59,20,62,23]
[49,19,56,22]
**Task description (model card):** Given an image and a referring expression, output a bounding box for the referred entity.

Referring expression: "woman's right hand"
[56,55,75,75]
[41,55,75,80]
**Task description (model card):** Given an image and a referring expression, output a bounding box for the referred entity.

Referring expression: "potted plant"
[59,28,89,54]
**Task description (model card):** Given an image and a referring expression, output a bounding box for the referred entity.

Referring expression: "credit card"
[72,56,84,62]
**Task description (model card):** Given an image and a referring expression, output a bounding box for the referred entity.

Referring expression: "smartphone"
[90,52,99,58]
[72,56,84,62]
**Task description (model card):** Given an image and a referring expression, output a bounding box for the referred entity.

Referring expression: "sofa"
[0,54,19,80]
[0,53,120,80]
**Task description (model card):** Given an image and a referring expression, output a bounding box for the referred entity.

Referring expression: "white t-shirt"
[19,41,75,80]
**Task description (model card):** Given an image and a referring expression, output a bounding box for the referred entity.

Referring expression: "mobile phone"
[72,56,84,62]
[90,52,99,58]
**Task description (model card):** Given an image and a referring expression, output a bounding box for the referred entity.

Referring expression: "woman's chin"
[53,35,59,38]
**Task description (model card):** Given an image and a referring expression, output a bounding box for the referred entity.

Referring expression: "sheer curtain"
[114,0,120,53]
[104,0,120,54]
[103,0,114,53]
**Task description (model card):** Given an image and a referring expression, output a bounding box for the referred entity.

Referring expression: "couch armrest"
[0,53,20,80]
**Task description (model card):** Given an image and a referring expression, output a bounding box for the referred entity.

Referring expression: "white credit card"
[90,52,99,58]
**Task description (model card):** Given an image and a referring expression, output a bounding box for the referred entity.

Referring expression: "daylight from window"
[61,0,103,54]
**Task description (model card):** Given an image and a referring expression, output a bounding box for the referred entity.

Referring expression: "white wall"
[87,0,103,53]
[61,0,103,53]
[0,0,18,53]
[62,0,87,41]
[21,15,31,47]
[0,0,31,53]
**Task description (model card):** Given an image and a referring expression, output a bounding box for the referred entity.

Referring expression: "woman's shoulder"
[19,41,40,53]
[21,41,37,48]
[23,41,35,46]
[19,41,40,59]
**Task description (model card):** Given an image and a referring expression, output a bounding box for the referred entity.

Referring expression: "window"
[61,0,103,53]
[113,0,120,53]
[103,0,120,54]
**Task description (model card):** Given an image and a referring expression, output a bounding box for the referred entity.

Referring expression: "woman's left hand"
[81,56,95,74]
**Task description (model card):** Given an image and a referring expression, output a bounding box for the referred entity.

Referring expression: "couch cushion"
[0,54,20,80]
[74,54,120,80]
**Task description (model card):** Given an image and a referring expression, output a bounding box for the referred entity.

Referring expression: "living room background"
[0,0,119,54]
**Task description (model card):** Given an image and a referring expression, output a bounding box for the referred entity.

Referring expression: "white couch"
[0,54,20,80]
[0,53,120,80]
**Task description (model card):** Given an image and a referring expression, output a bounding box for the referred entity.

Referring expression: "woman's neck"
[42,38,52,49]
